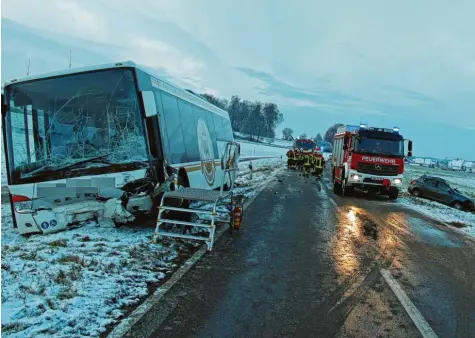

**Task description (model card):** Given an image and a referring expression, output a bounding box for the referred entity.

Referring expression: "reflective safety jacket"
[313,155,324,169]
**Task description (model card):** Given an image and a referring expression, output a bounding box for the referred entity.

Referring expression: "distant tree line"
[324,123,344,144]
[201,94,284,141]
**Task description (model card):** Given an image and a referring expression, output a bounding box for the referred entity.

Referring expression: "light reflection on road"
[331,206,361,280]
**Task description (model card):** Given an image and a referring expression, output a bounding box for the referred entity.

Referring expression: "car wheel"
[412,189,421,197]
[452,201,463,210]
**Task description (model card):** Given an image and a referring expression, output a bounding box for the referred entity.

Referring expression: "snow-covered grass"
[398,197,475,238]
[1,205,195,337]
[398,166,475,238]
[1,158,284,338]
[233,132,293,148]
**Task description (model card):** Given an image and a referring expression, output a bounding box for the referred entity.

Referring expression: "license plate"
[369,177,383,181]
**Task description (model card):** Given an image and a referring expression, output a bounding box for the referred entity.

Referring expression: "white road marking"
[329,198,341,211]
[380,269,438,338]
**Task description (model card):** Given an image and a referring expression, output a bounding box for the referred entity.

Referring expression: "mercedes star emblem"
[375,164,382,170]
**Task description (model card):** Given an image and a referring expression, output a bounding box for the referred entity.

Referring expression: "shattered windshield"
[355,137,404,157]
[5,69,149,182]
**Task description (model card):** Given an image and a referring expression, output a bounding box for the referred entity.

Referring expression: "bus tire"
[164,169,191,219]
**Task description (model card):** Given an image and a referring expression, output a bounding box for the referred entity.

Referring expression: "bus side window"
[153,89,170,160]
[213,113,225,141]
[177,98,200,162]
[160,92,186,164]
[191,106,215,159]
[223,117,233,141]
[204,110,218,159]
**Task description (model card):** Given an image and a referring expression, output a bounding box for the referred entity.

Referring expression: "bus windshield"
[4,68,149,183]
[354,137,404,157]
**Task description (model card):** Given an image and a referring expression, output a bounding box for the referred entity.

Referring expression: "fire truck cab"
[332,124,412,200]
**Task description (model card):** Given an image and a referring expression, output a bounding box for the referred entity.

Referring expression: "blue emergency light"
[393,127,400,133]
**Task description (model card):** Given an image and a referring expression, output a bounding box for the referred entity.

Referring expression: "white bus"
[2,61,238,235]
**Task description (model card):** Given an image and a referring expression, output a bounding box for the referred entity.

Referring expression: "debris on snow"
[0,158,284,337]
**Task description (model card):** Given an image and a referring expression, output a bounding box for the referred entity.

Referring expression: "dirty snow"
[1,158,284,338]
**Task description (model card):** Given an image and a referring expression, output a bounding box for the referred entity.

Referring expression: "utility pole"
[27,58,31,76]
[69,50,72,68]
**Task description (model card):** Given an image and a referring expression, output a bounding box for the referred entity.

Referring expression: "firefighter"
[314,153,324,179]
[303,153,312,177]
[286,149,294,169]
[298,149,305,171]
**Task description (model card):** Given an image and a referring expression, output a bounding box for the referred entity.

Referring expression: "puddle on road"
[409,218,459,248]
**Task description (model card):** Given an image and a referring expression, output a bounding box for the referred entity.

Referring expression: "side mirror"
[407,140,413,157]
[1,94,7,119]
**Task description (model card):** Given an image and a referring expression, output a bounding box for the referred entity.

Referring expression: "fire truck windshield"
[354,137,404,157]
[295,141,315,151]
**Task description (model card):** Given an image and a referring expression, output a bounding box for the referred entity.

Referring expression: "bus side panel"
[135,69,234,190]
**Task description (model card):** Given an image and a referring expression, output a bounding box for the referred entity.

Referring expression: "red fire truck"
[294,138,316,153]
[331,124,413,200]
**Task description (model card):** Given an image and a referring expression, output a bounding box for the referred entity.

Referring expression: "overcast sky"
[2,0,475,159]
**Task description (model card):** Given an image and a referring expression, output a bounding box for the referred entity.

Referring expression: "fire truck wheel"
[333,180,342,195]
[388,188,399,200]
[341,178,352,197]
[345,185,354,196]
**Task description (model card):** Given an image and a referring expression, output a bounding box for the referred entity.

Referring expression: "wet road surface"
[127,169,475,338]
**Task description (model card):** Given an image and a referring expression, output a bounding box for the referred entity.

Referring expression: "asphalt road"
[127,169,475,338]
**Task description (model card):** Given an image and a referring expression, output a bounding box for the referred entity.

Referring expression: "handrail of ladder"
[219,142,241,198]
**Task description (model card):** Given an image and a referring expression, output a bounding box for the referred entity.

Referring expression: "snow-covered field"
[238,141,289,158]
[233,132,293,148]
[399,166,475,238]
[1,158,284,338]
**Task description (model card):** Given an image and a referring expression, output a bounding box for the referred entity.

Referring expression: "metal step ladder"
[152,142,240,251]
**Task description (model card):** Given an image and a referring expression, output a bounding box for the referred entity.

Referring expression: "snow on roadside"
[398,197,475,238]
[398,166,475,238]
[1,158,284,338]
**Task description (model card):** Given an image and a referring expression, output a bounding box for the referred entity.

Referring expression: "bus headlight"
[393,178,402,185]
[12,195,33,213]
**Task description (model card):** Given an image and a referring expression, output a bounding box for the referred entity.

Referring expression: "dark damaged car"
[408,175,475,212]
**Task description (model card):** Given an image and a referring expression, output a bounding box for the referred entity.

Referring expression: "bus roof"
[3,61,230,119]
